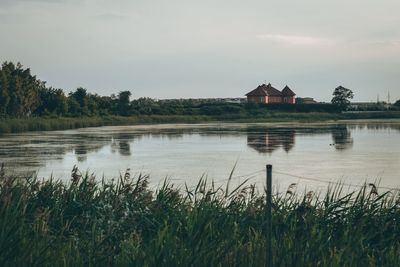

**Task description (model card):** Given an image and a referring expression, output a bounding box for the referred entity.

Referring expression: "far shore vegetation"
[2,111,400,134]
[1,61,400,134]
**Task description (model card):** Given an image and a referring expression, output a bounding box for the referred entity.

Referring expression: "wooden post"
[266,164,273,267]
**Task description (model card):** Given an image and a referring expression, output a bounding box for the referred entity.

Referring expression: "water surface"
[1,120,399,192]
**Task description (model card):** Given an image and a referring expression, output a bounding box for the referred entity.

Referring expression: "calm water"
[1,120,399,192]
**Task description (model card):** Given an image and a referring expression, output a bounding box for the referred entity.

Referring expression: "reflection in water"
[0,131,136,173]
[348,123,400,132]
[119,141,131,156]
[247,129,295,154]
[331,127,353,150]
[0,122,399,177]
[75,144,88,162]
[110,134,133,156]
[246,125,354,154]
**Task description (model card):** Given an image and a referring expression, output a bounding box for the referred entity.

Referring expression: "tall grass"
[0,166,399,266]
[0,115,213,134]
[1,111,400,134]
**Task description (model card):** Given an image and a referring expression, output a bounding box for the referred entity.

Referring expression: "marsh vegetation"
[0,166,399,266]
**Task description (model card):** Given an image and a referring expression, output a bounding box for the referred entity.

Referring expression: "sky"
[0,0,399,102]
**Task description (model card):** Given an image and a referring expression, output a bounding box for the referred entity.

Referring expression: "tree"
[0,67,10,116]
[87,94,99,116]
[35,87,68,115]
[394,99,400,107]
[69,87,89,115]
[295,97,305,104]
[331,86,354,111]
[69,87,88,107]
[131,97,162,115]
[96,96,116,115]
[117,91,132,115]
[67,98,80,115]
[0,61,43,117]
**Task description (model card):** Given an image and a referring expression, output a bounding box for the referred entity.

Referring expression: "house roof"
[245,85,268,96]
[282,85,296,96]
[245,83,282,97]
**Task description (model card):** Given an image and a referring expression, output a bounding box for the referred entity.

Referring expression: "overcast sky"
[1,0,399,102]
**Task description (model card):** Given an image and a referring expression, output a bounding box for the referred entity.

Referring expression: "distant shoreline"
[1,111,400,134]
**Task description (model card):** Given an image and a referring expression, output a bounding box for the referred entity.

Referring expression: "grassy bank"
[0,167,399,266]
[1,111,400,134]
[0,115,212,134]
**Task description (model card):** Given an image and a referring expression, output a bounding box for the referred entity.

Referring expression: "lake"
[1,120,399,193]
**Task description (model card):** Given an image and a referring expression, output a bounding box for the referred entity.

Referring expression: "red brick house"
[245,83,296,104]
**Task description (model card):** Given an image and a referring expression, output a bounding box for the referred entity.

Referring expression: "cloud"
[256,34,334,46]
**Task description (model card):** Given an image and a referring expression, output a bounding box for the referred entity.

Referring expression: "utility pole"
[266,165,273,267]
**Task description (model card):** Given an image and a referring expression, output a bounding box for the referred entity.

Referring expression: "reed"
[0,115,212,134]
[0,166,399,266]
[1,111,400,134]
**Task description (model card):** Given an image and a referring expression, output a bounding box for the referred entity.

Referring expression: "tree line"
[0,61,191,117]
[1,61,398,118]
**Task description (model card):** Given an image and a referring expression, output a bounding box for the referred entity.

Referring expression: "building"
[245,83,296,104]
[297,97,317,104]
[349,102,391,111]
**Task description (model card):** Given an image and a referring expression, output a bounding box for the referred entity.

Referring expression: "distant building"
[159,98,246,104]
[245,83,296,104]
[297,97,317,104]
[349,102,389,111]
[220,98,247,104]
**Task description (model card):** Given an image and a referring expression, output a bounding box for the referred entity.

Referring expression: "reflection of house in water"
[247,129,295,153]
[247,126,354,154]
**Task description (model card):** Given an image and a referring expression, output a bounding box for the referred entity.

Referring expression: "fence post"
[266,164,273,267]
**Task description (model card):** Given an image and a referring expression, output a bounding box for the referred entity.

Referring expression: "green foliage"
[131,97,160,115]
[69,87,87,107]
[68,87,90,115]
[331,86,354,111]
[295,97,304,104]
[394,99,400,107]
[117,91,132,116]
[0,167,399,266]
[1,111,400,134]
[256,103,340,113]
[35,87,68,115]
[0,62,44,117]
